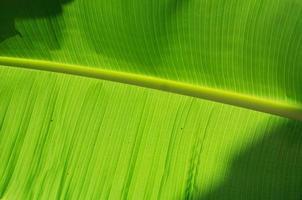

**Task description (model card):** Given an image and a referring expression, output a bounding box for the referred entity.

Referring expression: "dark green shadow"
[0,0,73,42]
[193,120,302,200]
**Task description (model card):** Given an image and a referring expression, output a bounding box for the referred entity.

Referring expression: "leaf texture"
[0,0,302,103]
[0,0,302,199]
[0,67,301,199]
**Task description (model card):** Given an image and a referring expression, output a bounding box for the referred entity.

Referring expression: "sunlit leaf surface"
[0,0,301,199]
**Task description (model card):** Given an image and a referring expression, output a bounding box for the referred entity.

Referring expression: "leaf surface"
[0,0,302,199]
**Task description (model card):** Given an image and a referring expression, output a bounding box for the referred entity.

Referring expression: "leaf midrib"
[0,56,301,121]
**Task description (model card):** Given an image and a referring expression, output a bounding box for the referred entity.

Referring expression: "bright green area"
[0,0,302,199]
[0,66,301,199]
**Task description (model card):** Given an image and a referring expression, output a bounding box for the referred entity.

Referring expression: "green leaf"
[0,0,301,199]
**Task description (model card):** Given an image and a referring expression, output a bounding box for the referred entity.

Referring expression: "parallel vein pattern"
[0,0,302,199]
[0,67,301,199]
[0,0,301,104]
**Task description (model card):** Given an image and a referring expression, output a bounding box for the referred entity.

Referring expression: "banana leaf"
[0,0,301,199]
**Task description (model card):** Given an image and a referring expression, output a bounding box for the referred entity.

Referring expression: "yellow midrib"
[0,56,301,121]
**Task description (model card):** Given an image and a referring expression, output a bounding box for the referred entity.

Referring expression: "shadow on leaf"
[193,120,302,200]
[0,0,73,43]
